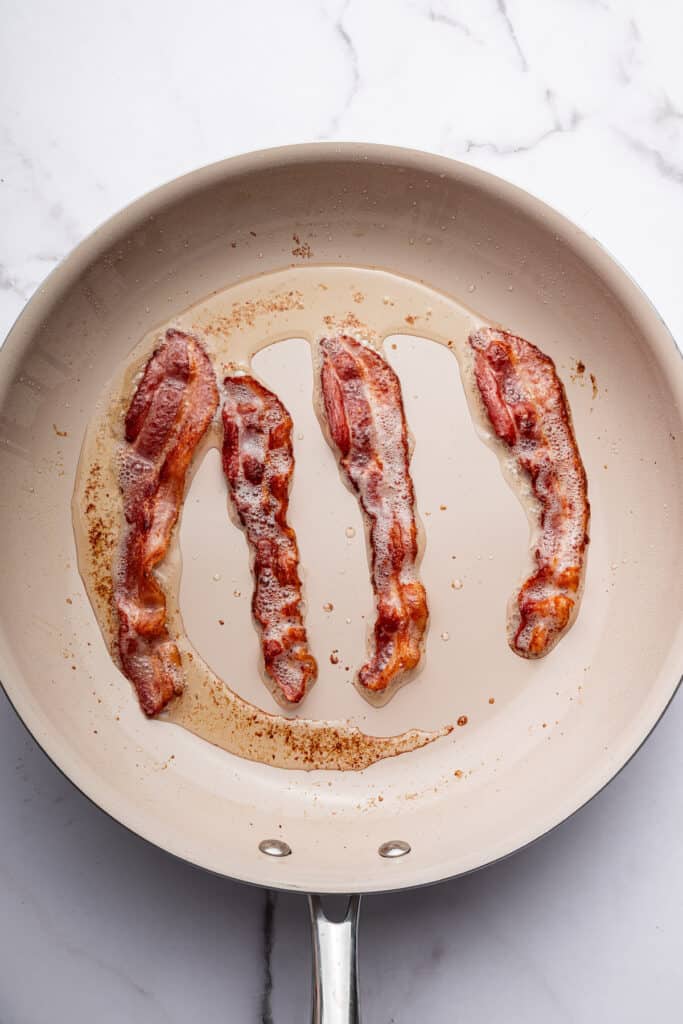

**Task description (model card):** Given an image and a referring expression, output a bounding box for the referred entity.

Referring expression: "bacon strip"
[115,329,218,715]
[222,374,317,705]
[318,335,428,700]
[468,326,590,657]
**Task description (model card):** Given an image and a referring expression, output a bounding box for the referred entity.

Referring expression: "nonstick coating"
[0,144,681,893]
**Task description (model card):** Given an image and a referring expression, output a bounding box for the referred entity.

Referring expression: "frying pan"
[1,143,681,1021]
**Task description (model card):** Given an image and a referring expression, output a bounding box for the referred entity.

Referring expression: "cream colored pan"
[1,144,682,1022]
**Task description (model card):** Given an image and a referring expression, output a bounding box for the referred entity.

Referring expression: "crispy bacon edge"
[114,329,218,715]
[318,334,428,700]
[221,373,317,705]
[468,326,590,657]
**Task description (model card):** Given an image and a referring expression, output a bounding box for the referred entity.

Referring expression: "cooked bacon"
[222,374,317,704]
[318,335,428,700]
[469,326,589,657]
[115,329,218,715]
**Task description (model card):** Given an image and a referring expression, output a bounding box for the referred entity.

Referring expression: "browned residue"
[322,312,376,344]
[572,360,599,400]
[570,359,586,384]
[352,291,365,304]
[168,670,450,770]
[53,424,68,437]
[201,290,305,337]
[292,234,313,259]
[457,715,468,727]
[83,461,116,632]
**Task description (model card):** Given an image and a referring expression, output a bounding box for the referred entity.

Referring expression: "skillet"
[1,143,681,1021]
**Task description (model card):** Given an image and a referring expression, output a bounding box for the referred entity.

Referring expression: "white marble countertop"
[1,1,682,1020]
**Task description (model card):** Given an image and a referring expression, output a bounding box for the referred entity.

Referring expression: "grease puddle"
[73,265,500,770]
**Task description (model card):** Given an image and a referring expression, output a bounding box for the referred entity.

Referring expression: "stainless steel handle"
[308,894,361,1024]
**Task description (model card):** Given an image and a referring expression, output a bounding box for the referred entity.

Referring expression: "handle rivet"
[378,840,411,858]
[259,838,292,857]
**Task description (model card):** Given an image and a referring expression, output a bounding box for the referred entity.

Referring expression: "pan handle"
[308,894,361,1023]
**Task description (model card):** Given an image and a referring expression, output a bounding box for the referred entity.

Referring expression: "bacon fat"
[115,329,218,715]
[469,326,589,657]
[222,374,317,704]
[318,335,428,700]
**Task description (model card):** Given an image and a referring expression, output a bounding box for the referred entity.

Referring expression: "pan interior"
[0,146,681,893]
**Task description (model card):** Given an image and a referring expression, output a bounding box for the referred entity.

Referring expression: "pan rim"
[1,141,682,894]
[1,667,681,896]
